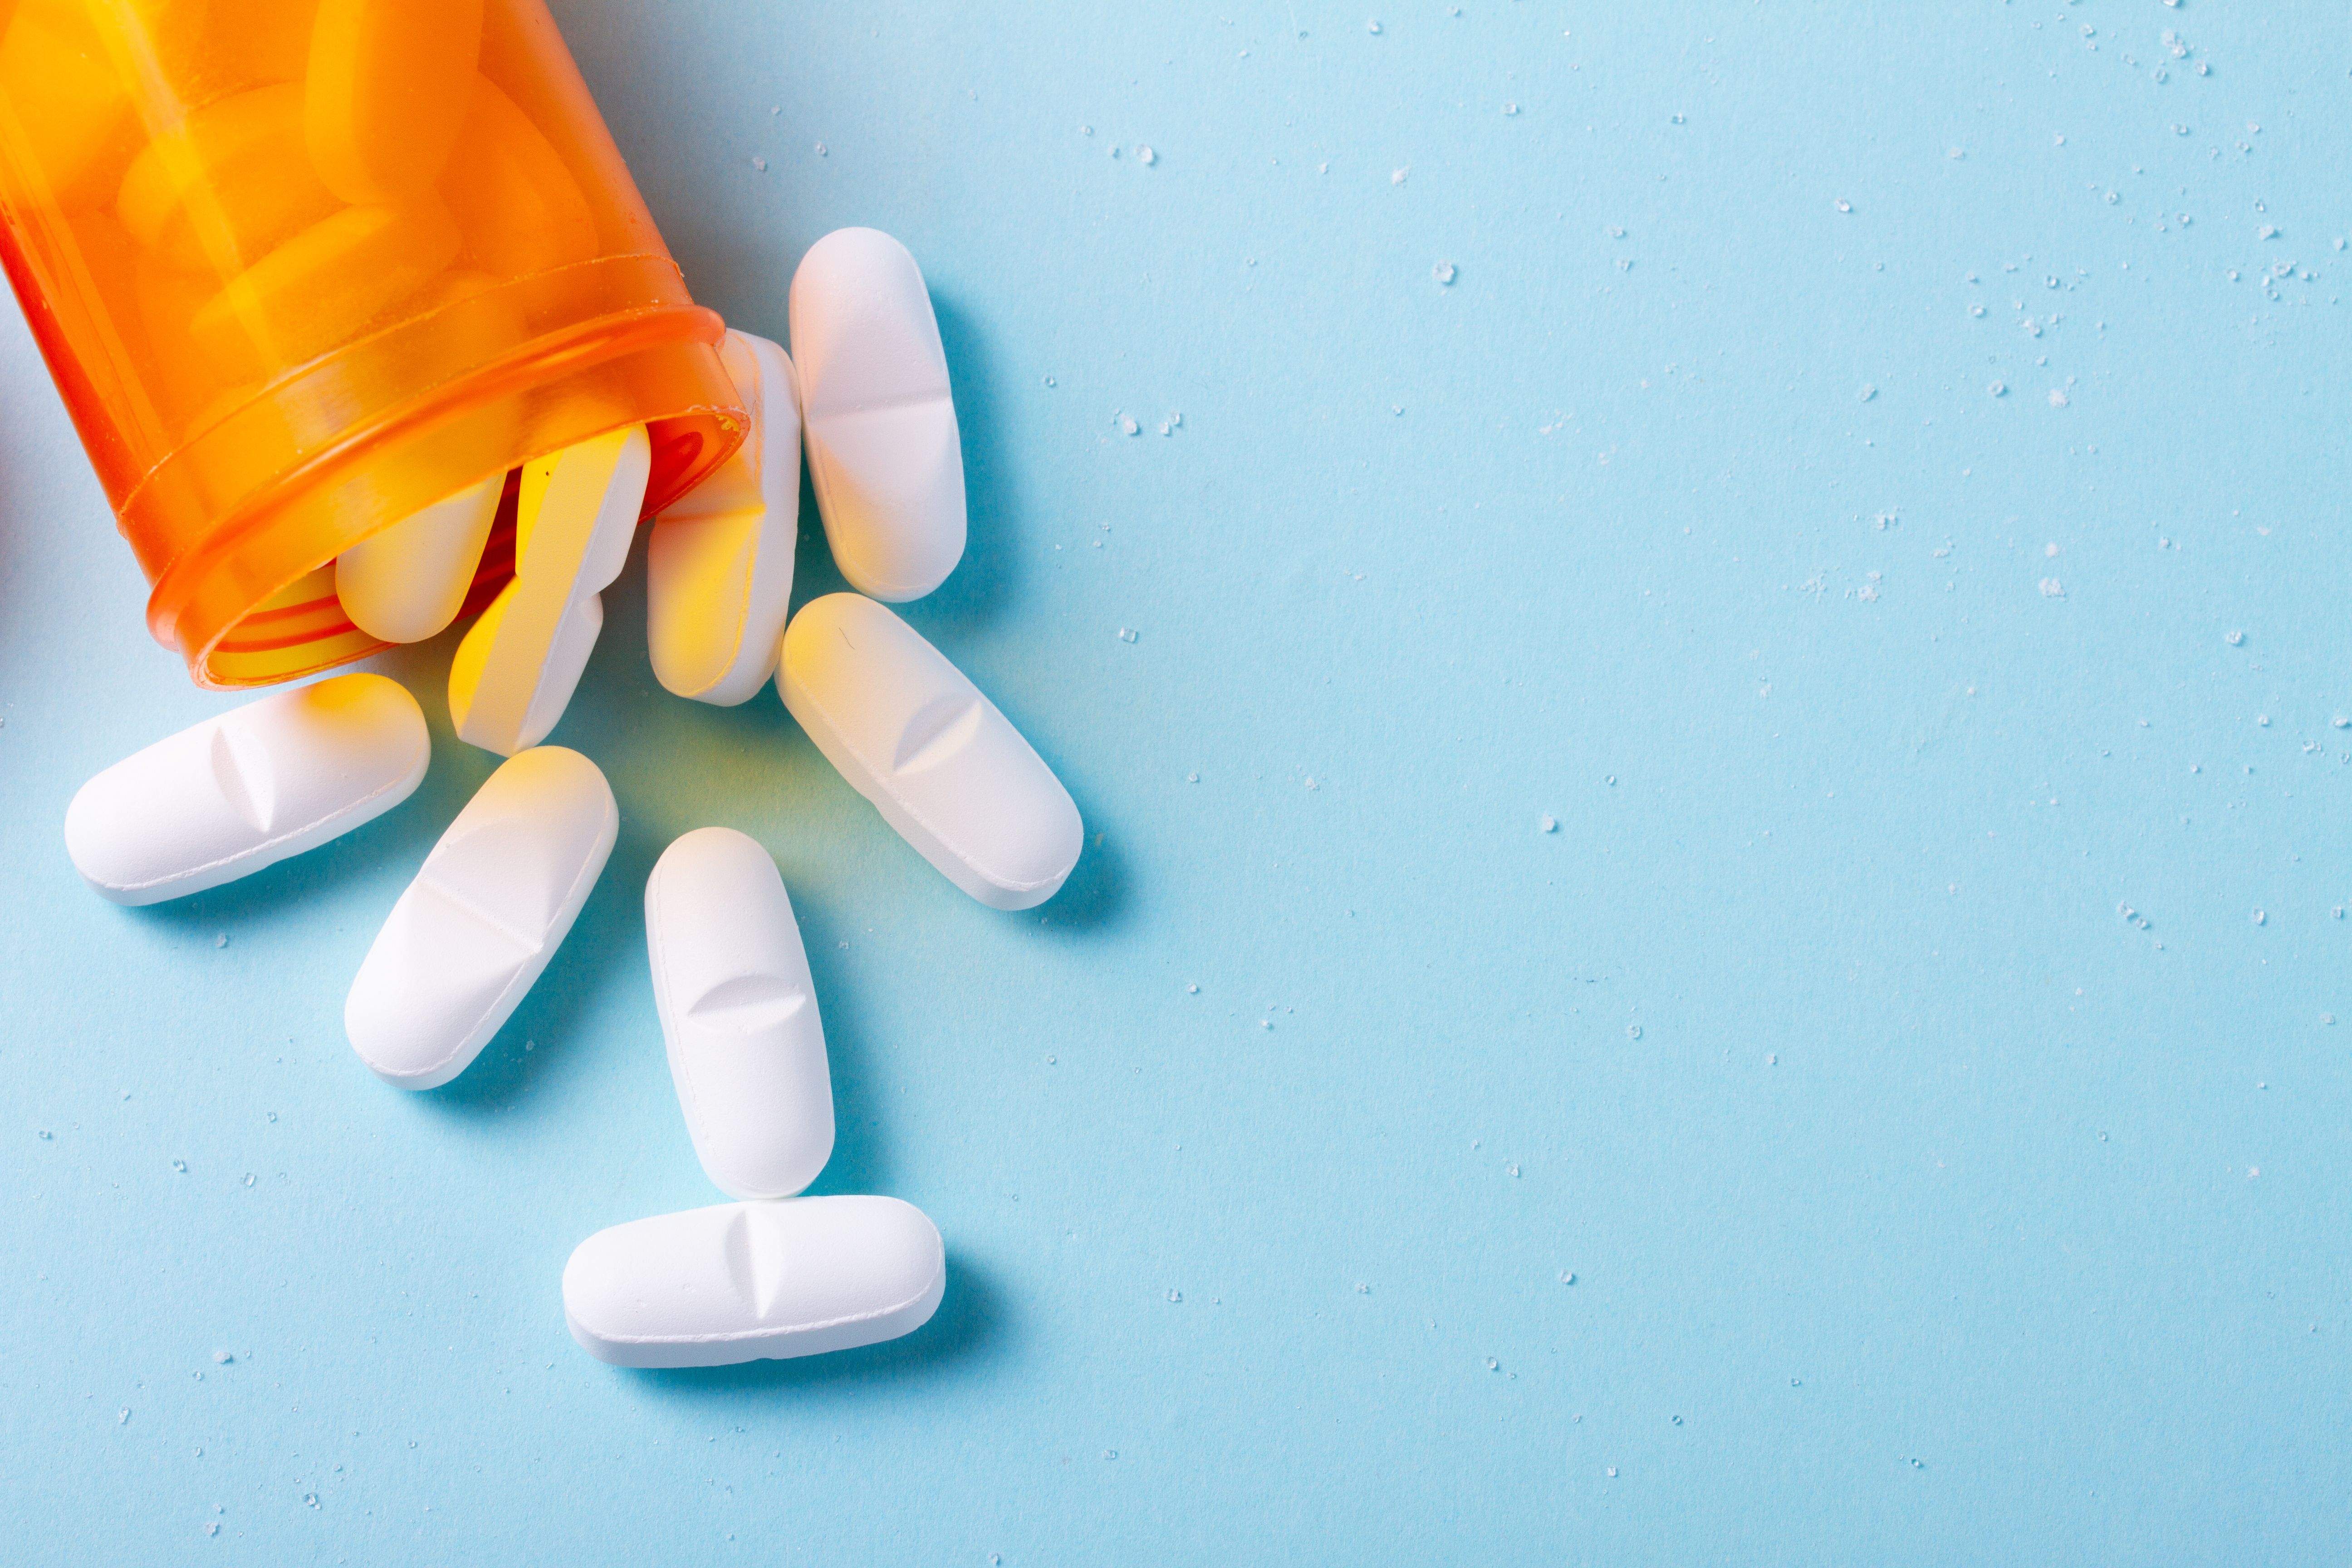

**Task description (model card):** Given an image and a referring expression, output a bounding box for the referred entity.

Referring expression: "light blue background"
[3,2,2347,1561]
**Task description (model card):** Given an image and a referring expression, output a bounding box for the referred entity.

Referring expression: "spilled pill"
[789,228,965,601]
[449,425,648,756]
[65,674,427,906]
[346,746,616,1089]
[647,330,800,705]
[779,593,1081,910]
[335,471,505,643]
[647,828,833,1199]
[562,1196,945,1367]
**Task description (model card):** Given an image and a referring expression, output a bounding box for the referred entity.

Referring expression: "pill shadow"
[1031,794,1130,939]
[616,1250,1007,1395]
[794,941,894,1198]
[920,293,1020,636]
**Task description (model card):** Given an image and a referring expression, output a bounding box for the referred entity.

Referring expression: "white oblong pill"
[562,1196,944,1368]
[646,330,801,706]
[64,673,427,906]
[647,827,833,1199]
[788,228,965,602]
[334,471,504,644]
[448,426,648,756]
[778,593,1081,910]
[345,745,616,1089]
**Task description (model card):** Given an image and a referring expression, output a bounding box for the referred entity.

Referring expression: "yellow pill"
[117,84,340,277]
[440,77,597,279]
[0,1,134,206]
[304,0,484,204]
[189,197,461,379]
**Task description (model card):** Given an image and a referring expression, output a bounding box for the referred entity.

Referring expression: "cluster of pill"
[63,230,1083,1367]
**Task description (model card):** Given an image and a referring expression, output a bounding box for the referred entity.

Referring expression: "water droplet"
[37,1129,50,1140]
[118,1408,129,1424]
[1604,774,1617,786]
[1043,375,1056,387]
[1627,1024,1642,1040]
[1502,102,1518,116]
[1117,627,1137,643]
[172,1160,186,1174]
[1355,1282,1370,1294]
[814,142,827,157]
[750,156,766,173]
[213,1350,231,1364]
[2253,909,2267,925]
[1485,1357,1499,1371]
[2227,630,2245,646]
[215,933,227,948]
[2257,714,2270,727]
[1166,1289,1182,1303]
[1391,167,1407,185]
[1859,383,1876,402]
[1137,145,1155,166]
[1607,1466,1619,1478]
[1366,18,1382,33]
[1989,380,2006,397]
[1560,1271,1576,1284]
[1186,772,1199,783]
[1103,1450,1117,1460]
[1672,1415,1683,1426]
[1187,983,1199,993]
[1432,260,1456,284]
[1539,814,1557,833]
[1835,199,1852,213]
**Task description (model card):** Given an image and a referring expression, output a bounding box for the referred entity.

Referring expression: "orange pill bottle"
[0,0,745,686]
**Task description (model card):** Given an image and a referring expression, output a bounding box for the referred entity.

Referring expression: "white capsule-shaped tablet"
[64,674,428,906]
[647,828,833,1199]
[345,745,616,1089]
[562,1196,945,1368]
[789,228,965,602]
[448,426,648,756]
[646,331,800,705]
[334,471,504,644]
[778,593,1081,909]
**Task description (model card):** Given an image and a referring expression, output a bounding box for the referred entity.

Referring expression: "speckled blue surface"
[3,3,2347,1561]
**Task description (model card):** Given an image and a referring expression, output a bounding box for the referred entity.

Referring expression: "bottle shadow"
[615,1249,1009,1395]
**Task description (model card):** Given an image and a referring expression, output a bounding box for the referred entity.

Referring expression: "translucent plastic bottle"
[0,0,745,686]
